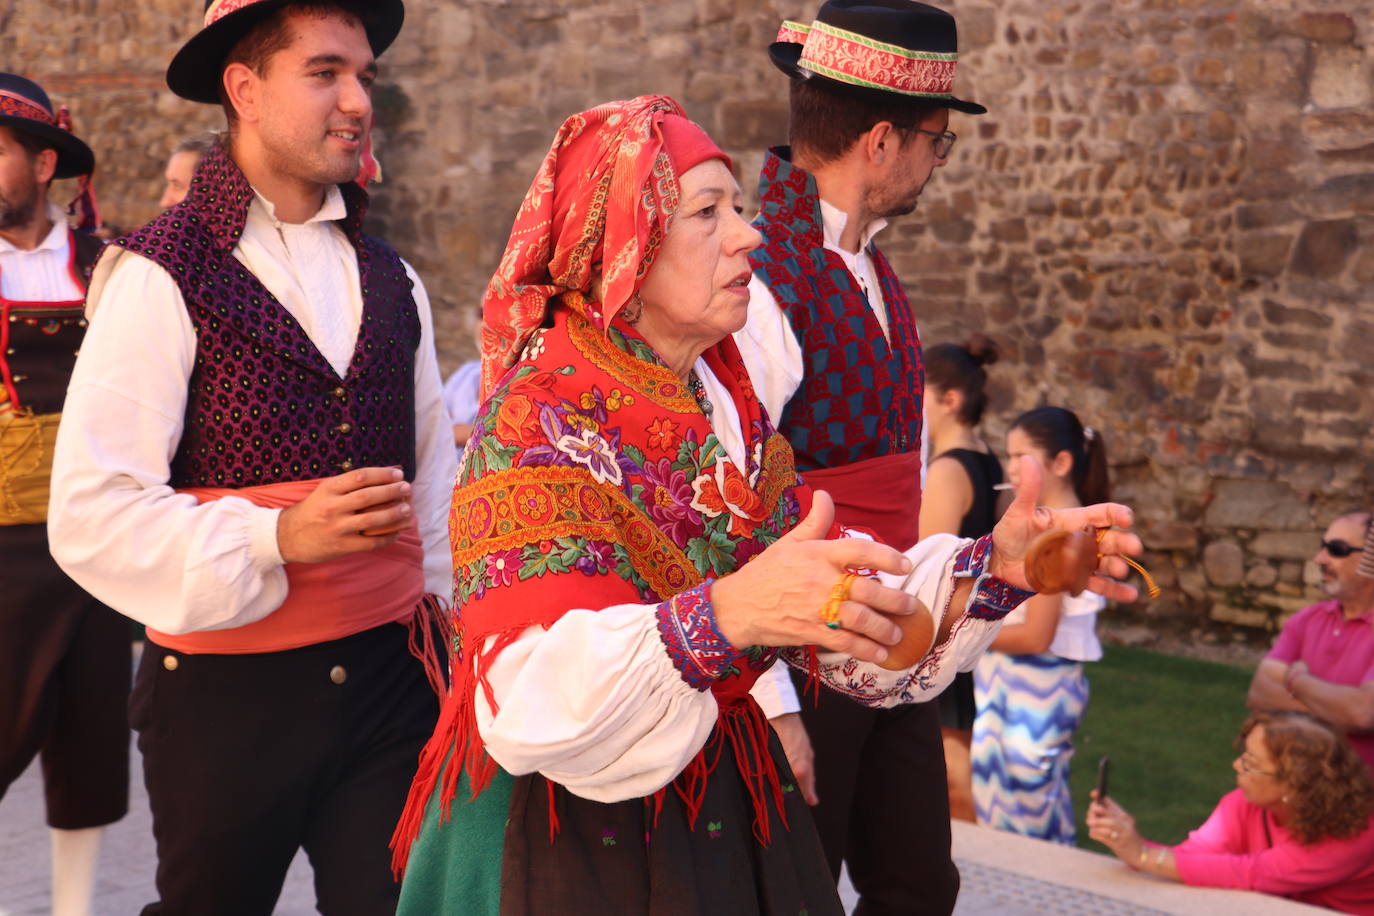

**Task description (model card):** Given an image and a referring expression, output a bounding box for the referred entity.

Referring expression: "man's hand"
[277,467,413,564]
[770,712,818,805]
[989,456,1143,602]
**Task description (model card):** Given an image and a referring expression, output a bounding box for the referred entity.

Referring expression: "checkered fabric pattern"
[749,147,924,473]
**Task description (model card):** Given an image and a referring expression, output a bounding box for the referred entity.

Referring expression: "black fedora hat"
[770,0,986,115]
[0,73,95,179]
[167,0,405,104]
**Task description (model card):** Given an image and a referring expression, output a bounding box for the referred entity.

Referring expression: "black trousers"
[791,668,959,916]
[131,621,439,916]
[0,523,129,829]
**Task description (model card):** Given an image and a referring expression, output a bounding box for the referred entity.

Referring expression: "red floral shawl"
[391,297,808,873]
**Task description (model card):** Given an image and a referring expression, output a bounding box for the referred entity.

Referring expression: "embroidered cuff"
[952,534,1034,622]
[655,580,744,690]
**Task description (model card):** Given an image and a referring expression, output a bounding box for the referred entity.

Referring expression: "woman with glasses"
[1087,711,1374,914]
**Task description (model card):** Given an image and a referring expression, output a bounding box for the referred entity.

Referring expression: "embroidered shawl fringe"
[404,593,453,699]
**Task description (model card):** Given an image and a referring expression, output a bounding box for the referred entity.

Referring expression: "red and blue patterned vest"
[748,147,924,473]
[110,145,420,489]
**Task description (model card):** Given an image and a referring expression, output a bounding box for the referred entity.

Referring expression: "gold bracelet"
[1155,846,1168,867]
[1138,844,1150,867]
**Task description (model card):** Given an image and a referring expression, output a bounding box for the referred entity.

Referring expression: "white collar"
[0,201,70,255]
[248,184,347,227]
[817,198,887,254]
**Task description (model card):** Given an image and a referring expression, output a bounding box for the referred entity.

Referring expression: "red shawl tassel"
[405,593,453,699]
[389,627,527,878]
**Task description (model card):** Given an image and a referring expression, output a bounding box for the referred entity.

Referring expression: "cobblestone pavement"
[3,738,1067,916]
[0,728,1309,916]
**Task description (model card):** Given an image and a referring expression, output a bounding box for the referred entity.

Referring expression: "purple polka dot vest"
[748,148,924,473]
[109,145,419,488]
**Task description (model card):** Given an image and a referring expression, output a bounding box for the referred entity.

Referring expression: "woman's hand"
[989,456,1144,602]
[1086,790,1145,863]
[711,491,917,665]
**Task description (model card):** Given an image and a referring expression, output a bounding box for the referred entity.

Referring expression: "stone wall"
[7,0,1371,636]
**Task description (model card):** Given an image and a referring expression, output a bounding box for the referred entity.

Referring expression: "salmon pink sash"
[146,478,425,654]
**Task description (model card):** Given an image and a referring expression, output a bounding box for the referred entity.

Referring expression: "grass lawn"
[1069,643,1254,850]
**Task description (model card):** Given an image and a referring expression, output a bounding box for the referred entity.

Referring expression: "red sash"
[147,478,425,654]
[802,450,922,551]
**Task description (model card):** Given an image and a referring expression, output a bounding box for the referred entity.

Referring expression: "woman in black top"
[919,335,1004,822]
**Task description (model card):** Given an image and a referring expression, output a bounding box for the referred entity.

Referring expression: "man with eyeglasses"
[1247,511,1374,771]
[735,3,986,913]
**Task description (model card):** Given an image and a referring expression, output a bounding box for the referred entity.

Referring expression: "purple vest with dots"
[108,145,419,488]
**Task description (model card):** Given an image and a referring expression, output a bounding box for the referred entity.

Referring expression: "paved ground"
[0,657,1320,916]
[0,742,1302,916]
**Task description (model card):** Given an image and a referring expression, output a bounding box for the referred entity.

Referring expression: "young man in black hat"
[0,72,123,916]
[739,2,987,913]
[48,1,456,913]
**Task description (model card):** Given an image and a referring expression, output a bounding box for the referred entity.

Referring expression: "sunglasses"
[1321,539,1360,558]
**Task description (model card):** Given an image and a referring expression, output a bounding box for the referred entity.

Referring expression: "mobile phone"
[1095,755,1110,801]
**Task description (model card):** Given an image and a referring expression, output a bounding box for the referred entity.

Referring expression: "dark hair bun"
[963,333,1000,368]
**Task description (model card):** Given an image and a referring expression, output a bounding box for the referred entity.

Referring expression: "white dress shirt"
[48,186,456,635]
[0,202,82,302]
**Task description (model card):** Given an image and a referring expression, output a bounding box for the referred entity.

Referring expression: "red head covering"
[479,95,729,398]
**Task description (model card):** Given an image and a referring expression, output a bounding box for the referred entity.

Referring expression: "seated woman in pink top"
[1087,710,1374,914]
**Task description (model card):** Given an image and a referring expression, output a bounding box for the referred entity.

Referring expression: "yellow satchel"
[0,410,61,525]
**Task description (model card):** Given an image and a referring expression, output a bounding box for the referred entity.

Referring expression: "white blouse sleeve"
[474,603,721,803]
[402,263,459,597]
[48,250,290,633]
[781,533,1020,707]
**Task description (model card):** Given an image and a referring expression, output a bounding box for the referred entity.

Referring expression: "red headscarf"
[479,95,730,398]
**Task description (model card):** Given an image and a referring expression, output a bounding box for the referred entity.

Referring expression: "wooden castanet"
[1025,525,1098,596]
[877,597,934,671]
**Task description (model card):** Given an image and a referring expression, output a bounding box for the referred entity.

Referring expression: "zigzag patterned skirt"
[970,651,1089,846]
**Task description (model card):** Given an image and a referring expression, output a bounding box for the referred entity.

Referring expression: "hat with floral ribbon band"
[770,0,985,115]
[167,0,405,104]
[0,73,95,179]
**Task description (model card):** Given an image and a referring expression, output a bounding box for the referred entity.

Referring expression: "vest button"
[333,386,347,398]
[338,422,352,434]
[12,374,26,382]
[329,665,347,685]
[163,655,179,671]
[339,459,354,471]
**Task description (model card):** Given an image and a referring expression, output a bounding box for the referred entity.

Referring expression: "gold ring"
[820,572,858,629]
[1109,829,1118,840]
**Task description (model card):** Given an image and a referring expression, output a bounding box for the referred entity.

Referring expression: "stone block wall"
[7,0,1371,635]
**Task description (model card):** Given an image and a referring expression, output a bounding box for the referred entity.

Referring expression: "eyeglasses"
[907,127,957,159]
[1321,539,1360,559]
[1237,754,1277,778]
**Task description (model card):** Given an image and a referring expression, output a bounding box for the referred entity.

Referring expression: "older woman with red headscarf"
[391,96,1142,915]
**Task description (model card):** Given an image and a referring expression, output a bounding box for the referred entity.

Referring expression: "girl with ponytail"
[970,406,1108,845]
[920,334,1003,823]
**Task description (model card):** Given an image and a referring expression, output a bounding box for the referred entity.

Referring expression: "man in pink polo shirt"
[1248,510,1374,769]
